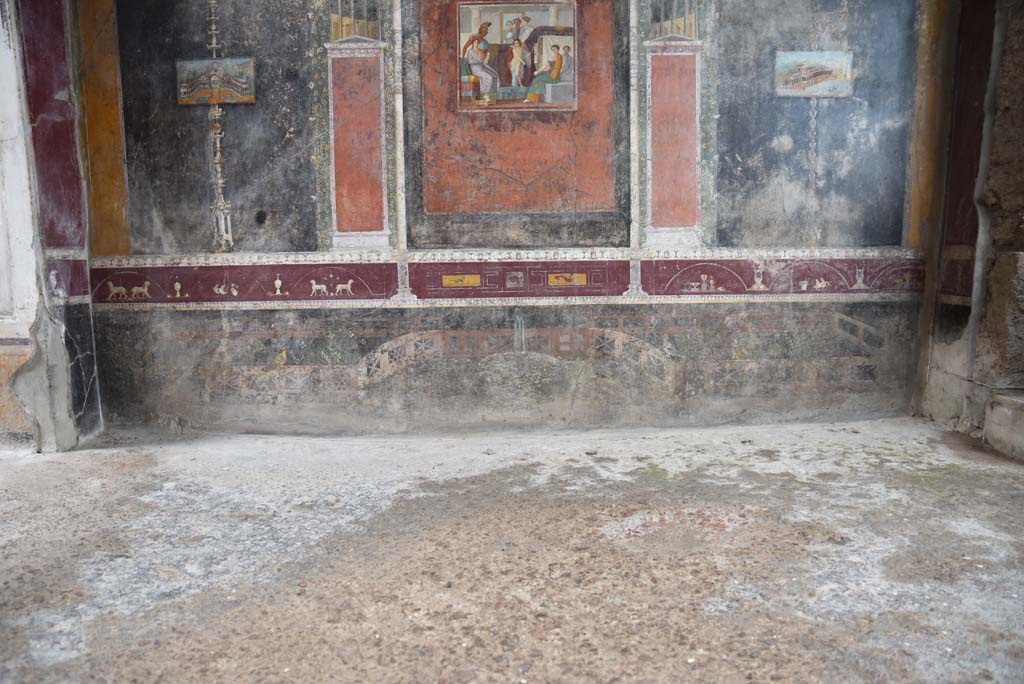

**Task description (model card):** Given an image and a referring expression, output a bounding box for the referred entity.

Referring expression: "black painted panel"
[715,0,919,247]
[116,0,319,254]
[63,304,102,436]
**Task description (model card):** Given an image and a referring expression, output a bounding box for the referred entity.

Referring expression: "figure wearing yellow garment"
[525,45,563,103]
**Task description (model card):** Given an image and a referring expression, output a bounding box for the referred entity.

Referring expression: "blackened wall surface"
[715,0,918,247]
[94,302,918,434]
[116,0,320,254]
[63,304,102,436]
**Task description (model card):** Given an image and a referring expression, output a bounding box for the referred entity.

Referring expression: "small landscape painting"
[177,58,256,106]
[774,51,853,98]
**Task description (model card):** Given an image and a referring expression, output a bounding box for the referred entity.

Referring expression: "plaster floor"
[1,419,1023,684]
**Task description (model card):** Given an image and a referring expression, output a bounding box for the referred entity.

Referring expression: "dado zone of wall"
[80,0,927,432]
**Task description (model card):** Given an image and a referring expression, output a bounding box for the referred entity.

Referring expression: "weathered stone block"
[984,392,1024,462]
[976,252,1024,388]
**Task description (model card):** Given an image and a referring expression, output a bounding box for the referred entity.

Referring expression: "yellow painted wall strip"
[79,0,131,257]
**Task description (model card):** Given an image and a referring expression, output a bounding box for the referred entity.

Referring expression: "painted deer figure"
[107,282,128,300]
[335,279,354,297]
[131,281,152,299]
[310,279,328,297]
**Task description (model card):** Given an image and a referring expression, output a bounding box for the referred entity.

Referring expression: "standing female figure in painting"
[509,39,526,87]
[461,23,499,97]
[524,44,562,103]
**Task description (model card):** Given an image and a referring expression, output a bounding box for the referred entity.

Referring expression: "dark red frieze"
[91,263,399,304]
[91,258,925,307]
[18,0,87,250]
[46,258,91,298]
[939,258,975,299]
[641,258,925,296]
[408,261,632,299]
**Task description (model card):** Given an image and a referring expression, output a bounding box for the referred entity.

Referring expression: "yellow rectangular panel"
[547,273,587,287]
[442,275,482,287]
[79,0,130,256]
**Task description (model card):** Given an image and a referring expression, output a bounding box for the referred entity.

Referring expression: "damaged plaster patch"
[770,134,794,153]
[719,173,866,246]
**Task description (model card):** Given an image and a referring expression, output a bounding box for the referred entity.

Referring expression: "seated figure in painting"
[524,44,563,103]
[461,23,499,98]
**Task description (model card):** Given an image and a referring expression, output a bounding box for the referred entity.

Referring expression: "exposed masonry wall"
[94,302,918,434]
[975,4,1024,393]
[922,2,1024,434]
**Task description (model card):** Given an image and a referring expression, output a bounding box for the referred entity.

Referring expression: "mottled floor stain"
[0,419,1022,683]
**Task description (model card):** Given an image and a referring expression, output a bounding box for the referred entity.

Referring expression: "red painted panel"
[650,53,699,228]
[943,0,995,248]
[47,259,91,298]
[332,56,385,233]
[420,0,617,215]
[18,0,87,249]
[409,261,631,299]
[91,263,399,304]
[939,258,976,298]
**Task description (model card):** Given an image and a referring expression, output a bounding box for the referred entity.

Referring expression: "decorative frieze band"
[91,254,924,309]
[641,257,925,296]
[409,261,632,299]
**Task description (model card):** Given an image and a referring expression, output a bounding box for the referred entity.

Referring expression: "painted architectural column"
[644,38,702,248]
[79,0,130,257]
[329,36,390,250]
[11,0,103,447]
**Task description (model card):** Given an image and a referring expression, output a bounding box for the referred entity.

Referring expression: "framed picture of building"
[774,51,854,98]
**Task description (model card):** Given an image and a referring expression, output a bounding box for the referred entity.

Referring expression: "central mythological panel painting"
[403,0,630,248]
[458,2,578,111]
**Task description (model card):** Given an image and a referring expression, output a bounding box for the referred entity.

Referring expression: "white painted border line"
[92,246,923,269]
[93,290,922,313]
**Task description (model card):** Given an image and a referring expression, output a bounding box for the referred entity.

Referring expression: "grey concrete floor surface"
[0,418,1023,683]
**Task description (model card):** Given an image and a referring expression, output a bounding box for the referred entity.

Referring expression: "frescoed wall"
[71,0,936,435]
